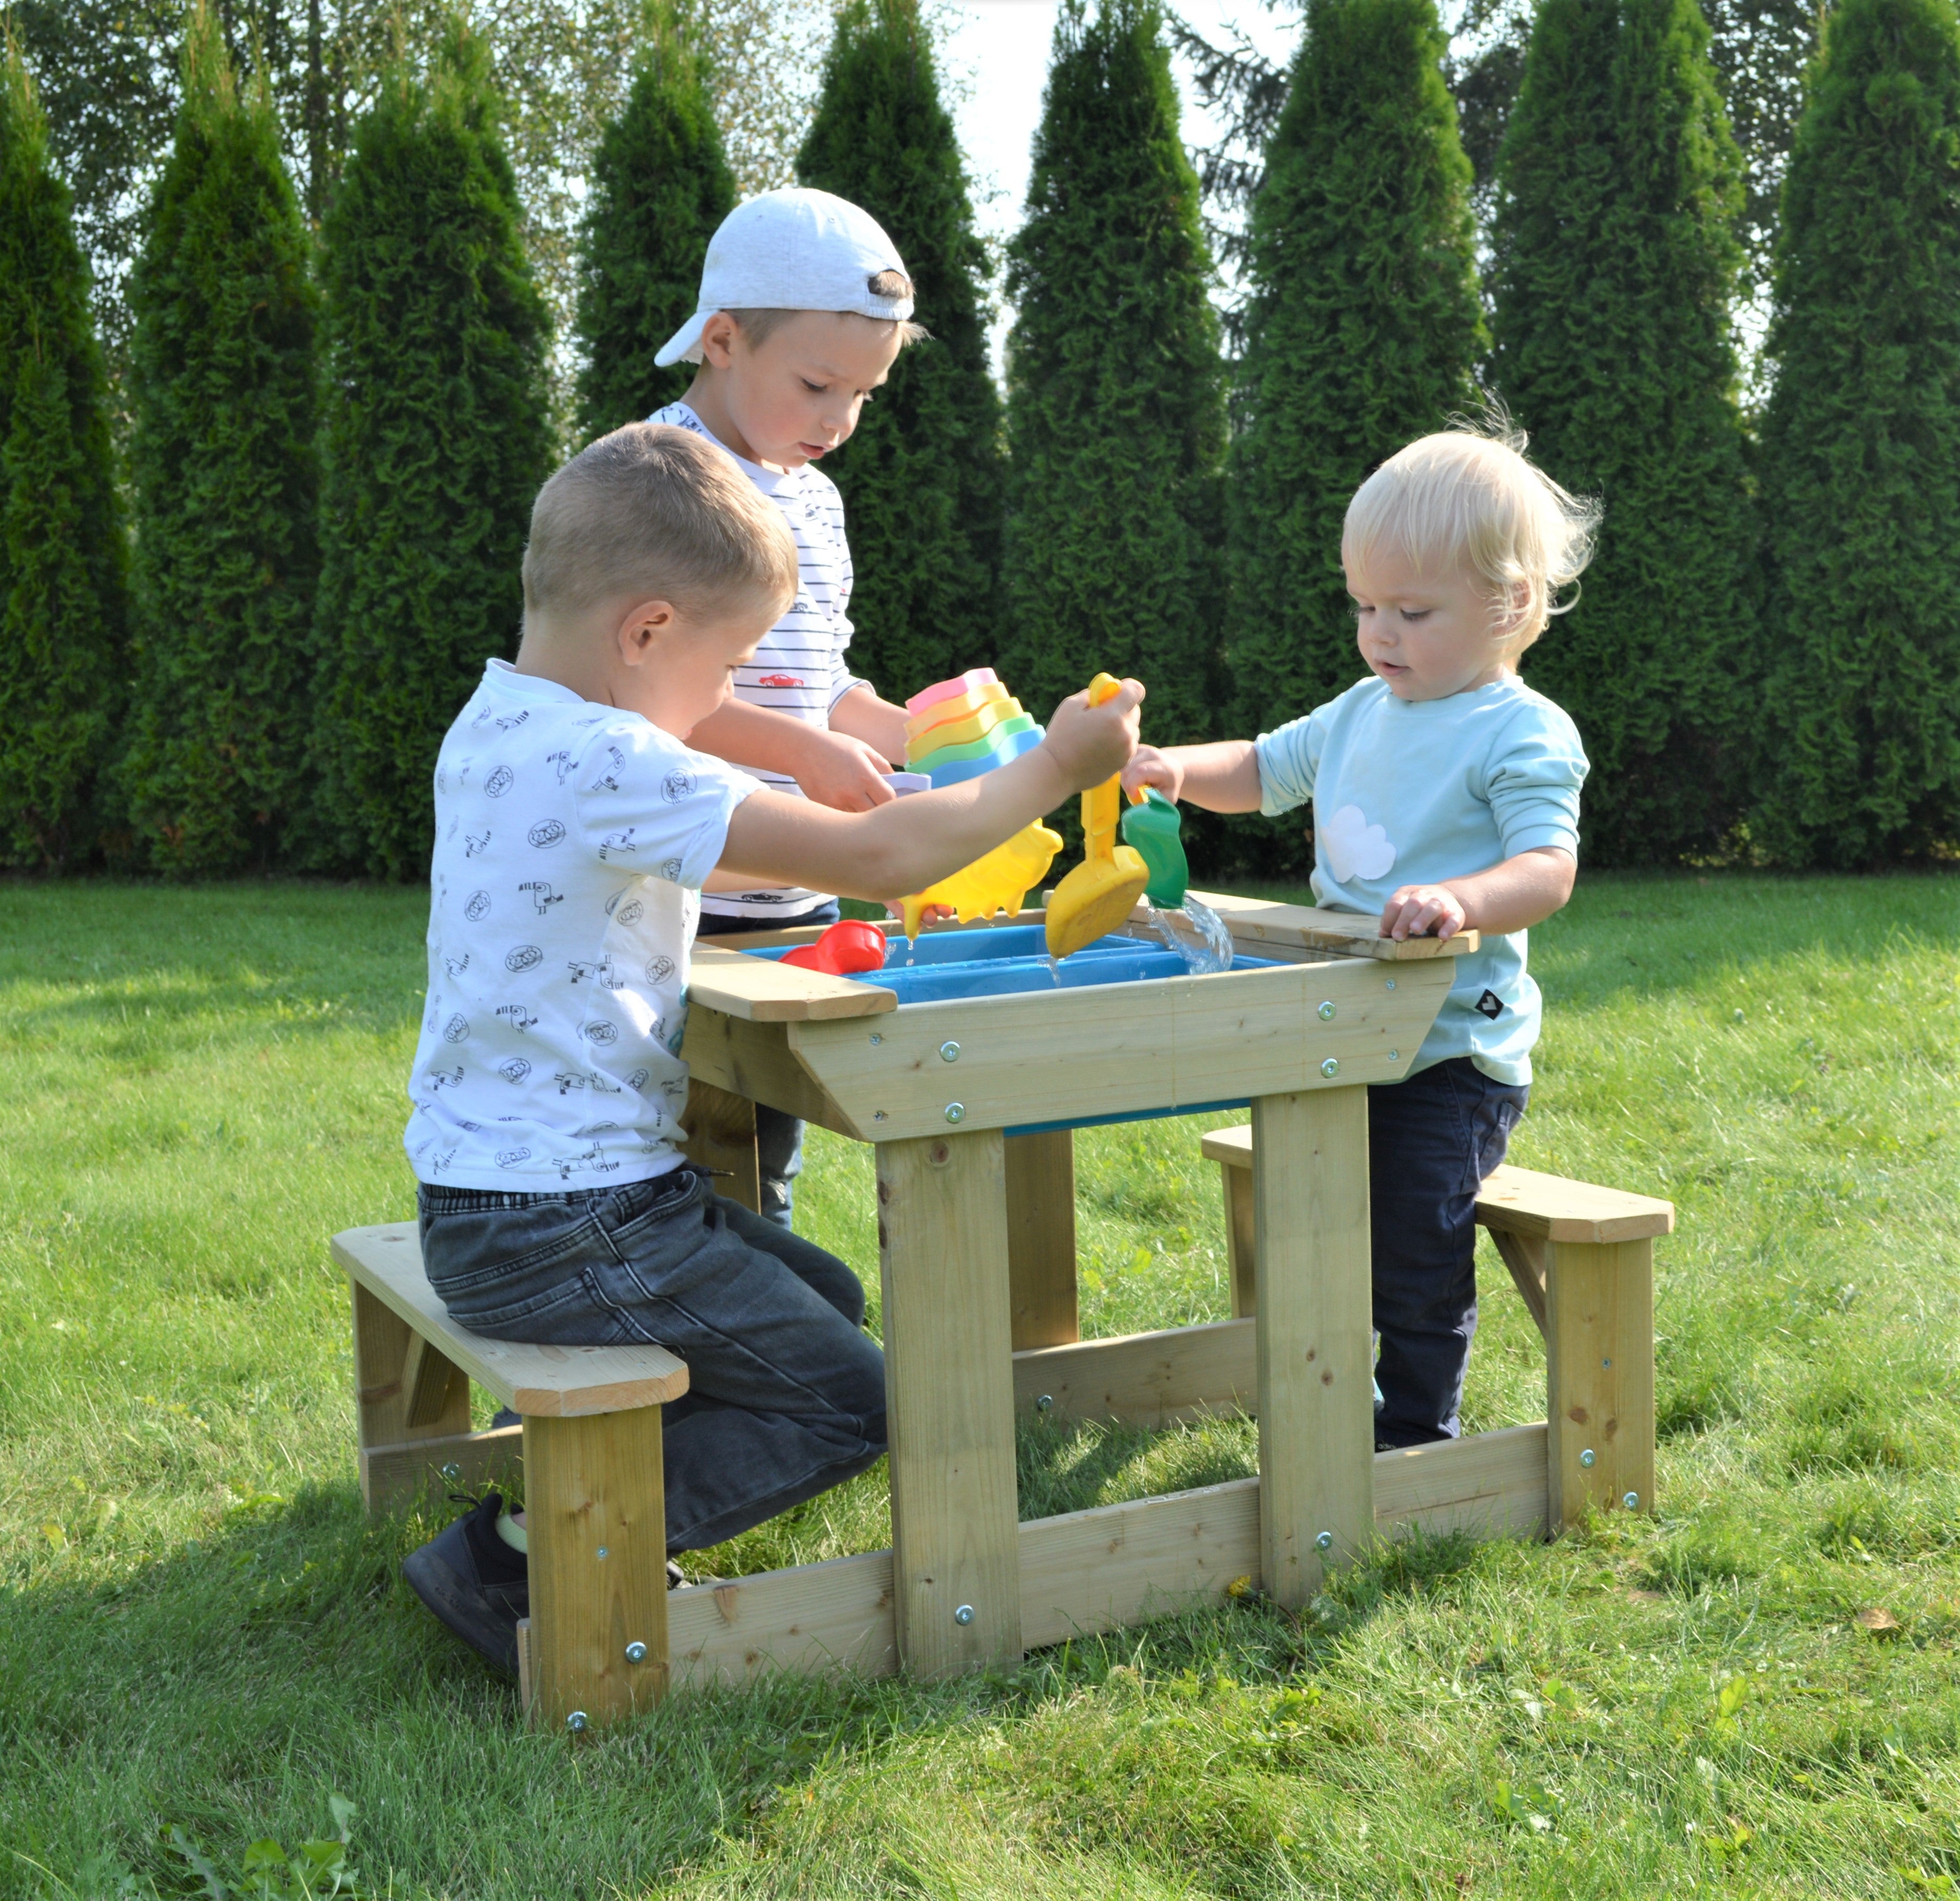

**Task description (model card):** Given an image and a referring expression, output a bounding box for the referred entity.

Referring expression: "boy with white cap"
[647,185,926,1228]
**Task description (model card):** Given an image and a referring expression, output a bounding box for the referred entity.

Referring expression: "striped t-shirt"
[653,400,868,921]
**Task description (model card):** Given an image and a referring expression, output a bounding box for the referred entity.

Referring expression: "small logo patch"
[1474,989,1504,1021]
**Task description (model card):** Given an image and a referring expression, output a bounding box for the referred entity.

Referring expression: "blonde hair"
[1342,416,1601,650]
[521,423,799,625]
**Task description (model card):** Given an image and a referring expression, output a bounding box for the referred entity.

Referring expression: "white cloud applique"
[1320,804,1398,884]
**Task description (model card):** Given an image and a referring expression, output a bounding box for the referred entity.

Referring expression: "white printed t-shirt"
[1254,674,1587,1086]
[652,399,867,922]
[404,660,763,1192]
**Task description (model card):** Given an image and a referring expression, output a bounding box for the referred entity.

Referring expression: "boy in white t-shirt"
[401,423,1141,1674]
[1123,425,1596,1451]
[648,187,926,1228]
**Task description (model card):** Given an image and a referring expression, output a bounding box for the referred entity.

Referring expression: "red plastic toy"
[778,919,889,976]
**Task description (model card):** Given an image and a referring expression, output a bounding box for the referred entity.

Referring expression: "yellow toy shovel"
[1045,673,1149,959]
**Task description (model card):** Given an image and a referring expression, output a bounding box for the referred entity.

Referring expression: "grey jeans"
[417,1167,886,1553]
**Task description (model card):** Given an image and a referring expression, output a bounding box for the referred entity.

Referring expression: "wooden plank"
[1491,1229,1549,1339]
[679,1006,863,1139]
[351,1280,470,1513]
[1019,1478,1262,1648]
[1178,891,1480,962]
[680,1077,761,1215]
[877,1129,1023,1676]
[334,1227,689,1416]
[1545,1239,1657,1531]
[517,1617,534,1718]
[1474,1164,1675,1244]
[1254,1088,1374,1607]
[1011,1319,1254,1427]
[1221,1146,1257,1319]
[667,1549,897,1688]
[788,956,1450,1143]
[362,1423,524,1514]
[1373,1423,1550,1541]
[524,1407,669,1729]
[687,943,894,1022]
[1005,1129,1078,1350]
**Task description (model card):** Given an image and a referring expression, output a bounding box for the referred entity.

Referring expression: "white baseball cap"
[654,188,915,367]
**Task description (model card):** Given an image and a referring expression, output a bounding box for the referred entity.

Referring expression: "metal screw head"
[1622,1491,1640,1511]
[1387,1051,1399,1063]
[1320,1057,1340,1078]
[1579,1449,1596,1469]
[1384,977,1396,990]
[940,1040,961,1063]
[625,1641,648,1664]
[1316,1531,1334,1552]
[944,1102,965,1124]
[440,1462,461,1483]
[1036,1393,1054,1412]
[1317,1001,1336,1021]
[954,1604,975,1625]
[597,1546,609,1559]
[870,1032,883,1045]
[567,1710,588,1733]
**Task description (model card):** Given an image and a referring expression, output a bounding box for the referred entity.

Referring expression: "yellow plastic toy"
[899,821,1064,940]
[1046,674,1149,959]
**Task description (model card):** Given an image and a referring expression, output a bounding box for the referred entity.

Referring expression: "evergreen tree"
[1225,0,1483,872]
[574,1,735,440]
[119,2,317,873]
[1488,0,1755,866]
[0,34,127,869]
[796,0,1002,698]
[1000,0,1225,751]
[1754,0,1960,866]
[310,21,553,880]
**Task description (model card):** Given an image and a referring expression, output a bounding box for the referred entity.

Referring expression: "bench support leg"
[1545,1239,1656,1531]
[681,1078,761,1217]
[1254,1088,1374,1608]
[878,1129,1023,1676]
[351,1282,472,1513]
[523,1408,670,1730]
[1005,1129,1078,1350]
[1221,1154,1258,1320]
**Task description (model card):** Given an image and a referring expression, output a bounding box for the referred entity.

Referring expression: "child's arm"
[829,684,912,768]
[1120,741,1263,813]
[1379,847,1575,942]
[718,681,1143,901]
[689,698,898,810]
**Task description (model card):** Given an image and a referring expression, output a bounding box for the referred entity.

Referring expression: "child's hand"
[794,729,898,812]
[1120,746,1183,805]
[1042,678,1143,792]
[1379,883,1468,942]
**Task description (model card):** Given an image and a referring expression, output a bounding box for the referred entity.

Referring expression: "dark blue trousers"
[1368,1056,1529,1448]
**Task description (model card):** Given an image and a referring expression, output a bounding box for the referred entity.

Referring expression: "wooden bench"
[1200,1127,1673,1532]
[332,1223,688,1732]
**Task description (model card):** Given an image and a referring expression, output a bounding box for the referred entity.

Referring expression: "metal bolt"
[1579,1449,1596,1469]
[940,1040,961,1063]
[1320,1058,1340,1079]
[870,1032,883,1045]
[625,1641,648,1664]
[1036,1394,1054,1412]
[945,1102,966,1124]
[873,1111,887,1122]
[567,1710,588,1733]
[1316,1531,1333,1552]
[1603,1358,1612,1369]
[441,1462,461,1483]
[1622,1491,1640,1511]
[1318,1001,1336,1021]
[954,1604,975,1625]
[1384,977,1396,990]
[1387,1051,1399,1063]
[597,1546,609,1558]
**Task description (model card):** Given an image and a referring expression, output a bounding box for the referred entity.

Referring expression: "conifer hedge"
[573,2,735,442]
[0,36,127,870]
[1225,0,1483,871]
[1000,0,1225,750]
[310,24,553,881]
[118,4,316,875]
[1754,0,1960,866]
[796,0,1003,699]
[1488,0,1755,867]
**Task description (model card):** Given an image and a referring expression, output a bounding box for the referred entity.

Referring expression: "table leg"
[681,1078,761,1216]
[877,1129,1023,1675]
[351,1282,471,1512]
[1545,1238,1656,1531]
[523,1408,669,1730]
[1253,1087,1374,1608]
[1004,1129,1078,1350]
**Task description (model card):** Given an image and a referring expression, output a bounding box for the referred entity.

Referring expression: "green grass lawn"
[3,872,1958,1898]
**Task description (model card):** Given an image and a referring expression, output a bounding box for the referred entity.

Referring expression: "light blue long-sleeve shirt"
[1253,674,1588,1085]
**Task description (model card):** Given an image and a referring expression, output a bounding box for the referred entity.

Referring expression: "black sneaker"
[402,1491,528,1676]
